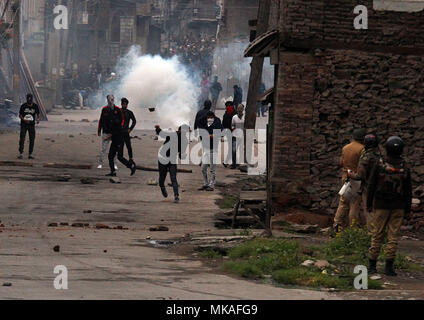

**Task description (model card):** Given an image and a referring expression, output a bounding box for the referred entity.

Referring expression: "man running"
[99,95,136,177]
[18,93,40,160]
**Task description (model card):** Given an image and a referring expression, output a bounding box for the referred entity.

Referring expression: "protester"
[367,136,412,276]
[18,93,40,160]
[333,128,367,233]
[210,76,223,112]
[194,100,212,131]
[97,95,118,170]
[257,83,266,117]
[222,101,236,168]
[120,98,137,164]
[155,124,189,203]
[231,104,246,169]
[233,85,243,108]
[199,74,210,107]
[98,95,136,177]
[199,112,223,191]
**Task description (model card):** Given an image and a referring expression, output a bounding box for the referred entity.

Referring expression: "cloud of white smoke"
[92,46,199,130]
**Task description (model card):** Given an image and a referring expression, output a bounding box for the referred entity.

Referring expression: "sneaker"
[161,187,168,198]
[17,154,23,159]
[205,186,214,192]
[28,155,35,160]
[114,165,118,170]
[198,185,208,191]
[105,172,116,177]
[174,196,180,203]
[97,164,103,169]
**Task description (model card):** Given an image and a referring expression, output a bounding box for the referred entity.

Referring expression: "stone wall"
[271,0,424,231]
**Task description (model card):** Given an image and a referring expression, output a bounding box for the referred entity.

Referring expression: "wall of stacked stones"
[271,48,424,231]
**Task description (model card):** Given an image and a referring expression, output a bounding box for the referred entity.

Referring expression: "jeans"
[123,133,133,159]
[108,135,131,173]
[202,151,217,188]
[158,162,179,197]
[99,133,112,165]
[19,123,36,155]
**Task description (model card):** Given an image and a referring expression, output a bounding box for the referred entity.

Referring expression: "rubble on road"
[147,178,158,186]
[53,245,60,252]
[289,223,319,234]
[109,177,121,184]
[149,226,169,232]
[81,178,95,184]
[301,260,315,267]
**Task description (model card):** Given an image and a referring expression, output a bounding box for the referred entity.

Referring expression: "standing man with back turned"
[120,98,136,165]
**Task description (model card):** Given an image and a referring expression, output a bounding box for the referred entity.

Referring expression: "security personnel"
[348,134,380,232]
[333,128,366,232]
[367,136,412,276]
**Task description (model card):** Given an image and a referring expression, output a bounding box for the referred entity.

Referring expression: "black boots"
[368,259,377,274]
[160,186,168,198]
[385,259,397,277]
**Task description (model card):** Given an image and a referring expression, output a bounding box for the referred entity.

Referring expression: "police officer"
[367,136,412,276]
[347,134,380,232]
[333,128,367,233]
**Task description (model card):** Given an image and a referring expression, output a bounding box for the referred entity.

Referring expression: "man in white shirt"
[231,104,245,169]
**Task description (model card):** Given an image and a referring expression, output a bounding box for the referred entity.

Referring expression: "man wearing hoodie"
[194,99,212,132]
[222,101,236,168]
[199,111,223,191]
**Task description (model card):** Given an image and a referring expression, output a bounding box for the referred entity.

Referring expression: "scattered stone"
[65,119,69,122]
[53,245,60,252]
[146,236,151,240]
[149,226,169,232]
[81,178,95,184]
[60,223,69,226]
[315,260,330,268]
[71,223,84,228]
[370,275,382,280]
[83,210,92,214]
[147,178,158,186]
[81,119,90,122]
[69,135,74,138]
[103,250,107,253]
[95,223,110,229]
[109,177,121,184]
[301,259,315,267]
[2,283,12,287]
[56,174,71,182]
[48,223,58,227]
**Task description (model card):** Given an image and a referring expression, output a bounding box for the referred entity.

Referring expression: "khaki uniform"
[367,157,412,261]
[333,141,364,228]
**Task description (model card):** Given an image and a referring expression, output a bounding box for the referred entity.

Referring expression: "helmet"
[385,136,404,156]
[353,128,367,142]
[364,134,378,150]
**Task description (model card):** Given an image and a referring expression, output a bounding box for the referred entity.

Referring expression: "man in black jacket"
[199,111,223,191]
[194,100,212,131]
[367,136,412,276]
[18,94,40,159]
[120,98,136,163]
[99,95,136,177]
[155,124,189,203]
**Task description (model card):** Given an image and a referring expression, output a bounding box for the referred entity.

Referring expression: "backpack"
[375,158,408,201]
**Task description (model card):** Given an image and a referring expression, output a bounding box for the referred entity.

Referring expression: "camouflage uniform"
[367,157,412,261]
[356,147,380,232]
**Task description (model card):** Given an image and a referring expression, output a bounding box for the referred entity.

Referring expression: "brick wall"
[271,0,424,231]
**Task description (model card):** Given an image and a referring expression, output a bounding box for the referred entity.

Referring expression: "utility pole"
[12,0,20,104]
[244,0,271,130]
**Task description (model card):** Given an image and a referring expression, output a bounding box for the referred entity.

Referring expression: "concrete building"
[246,0,424,230]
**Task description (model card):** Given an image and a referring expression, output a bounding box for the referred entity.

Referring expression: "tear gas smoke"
[92,46,199,130]
[212,40,274,104]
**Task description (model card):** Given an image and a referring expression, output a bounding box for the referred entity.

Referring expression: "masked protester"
[348,134,381,233]
[199,111,223,191]
[120,98,137,164]
[231,104,245,169]
[367,136,412,276]
[333,128,366,233]
[18,94,40,159]
[155,124,189,203]
[98,95,136,177]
